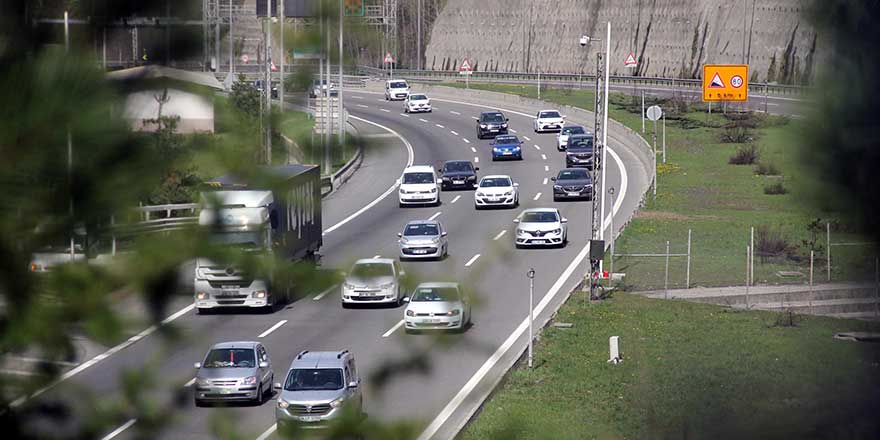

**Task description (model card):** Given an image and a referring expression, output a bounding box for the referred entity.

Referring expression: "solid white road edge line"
[100,418,137,440]
[464,254,481,267]
[255,424,277,440]
[533,192,542,200]
[258,320,288,338]
[428,211,442,221]
[451,195,461,204]
[382,319,406,338]
[184,377,196,387]
[323,115,415,235]
[415,121,630,440]
[492,230,507,240]
[313,285,338,301]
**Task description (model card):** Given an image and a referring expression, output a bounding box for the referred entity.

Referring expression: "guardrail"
[357,65,809,97]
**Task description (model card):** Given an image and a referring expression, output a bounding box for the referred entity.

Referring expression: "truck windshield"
[210,231,267,249]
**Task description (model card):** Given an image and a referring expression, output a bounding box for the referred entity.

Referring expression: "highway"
[17,84,650,440]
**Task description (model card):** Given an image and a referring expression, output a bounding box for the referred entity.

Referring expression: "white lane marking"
[464,254,481,267]
[377,99,385,102]
[463,138,470,144]
[510,129,518,133]
[100,419,137,440]
[323,115,415,235]
[523,136,530,141]
[474,157,480,163]
[400,113,411,118]
[356,104,369,108]
[382,319,406,338]
[450,110,461,115]
[533,192,542,200]
[451,195,461,204]
[184,377,196,387]
[543,177,548,185]
[381,108,391,113]
[428,211,442,221]
[258,320,288,338]
[436,124,445,128]
[472,116,479,120]
[10,303,195,408]
[373,255,382,259]
[419,118,429,122]
[534,144,541,150]
[544,165,549,171]
[255,424,277,440]
[470,147,477,153]
[6,356,78,367]
[493,230,507,240]
[416,113,630,440]
[351,95,364,99]
[541,154,547,160]
[313,285,338,301]
[450,130,459,136]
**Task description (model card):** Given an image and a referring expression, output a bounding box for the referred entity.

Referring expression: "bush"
[764,182,788,195]
[729,144,760,165]
[754,162,780,175]
[755,225,792,261]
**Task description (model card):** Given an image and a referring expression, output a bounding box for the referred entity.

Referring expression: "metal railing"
[357,66,810,97]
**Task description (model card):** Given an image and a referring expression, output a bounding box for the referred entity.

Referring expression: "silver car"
[404,282,472,333]
[193,341,274,406]
[275,350,362,431]
[341,258,406,307]
[398,220,448,260]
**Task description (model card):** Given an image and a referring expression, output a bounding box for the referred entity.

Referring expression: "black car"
[552,168,593,201]
[565,133,597,169]
[476,111,509,139]
[438,160,479,190]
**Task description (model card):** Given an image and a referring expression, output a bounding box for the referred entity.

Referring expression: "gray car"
[341,258,406,306]
[403,282,472,333]
[275,350,362,431]
[398,220,448,260]
[193,341,274,406]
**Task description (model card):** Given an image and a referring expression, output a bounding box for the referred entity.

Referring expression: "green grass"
[461,294,880,440]
[427,81,872,288]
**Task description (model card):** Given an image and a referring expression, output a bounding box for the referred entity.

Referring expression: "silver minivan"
[275,350,362,431]
[193,341,274,406]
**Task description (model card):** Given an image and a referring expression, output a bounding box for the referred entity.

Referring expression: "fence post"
[745,246,750,308]
[809,250,814,315]
[826,222,831,282]
[686,228,692,289]
[664,240,670,299]
[750,226,755,286]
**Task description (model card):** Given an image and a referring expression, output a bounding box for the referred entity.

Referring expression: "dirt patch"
[636,211,691,221]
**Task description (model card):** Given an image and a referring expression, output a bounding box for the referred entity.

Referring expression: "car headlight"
[551,228,562,235]
[196,377,211,386]
[467,176,476,181]
[516,228,526,236]
[553,185,562,190]
[196,291,208,300]
[343,282,356,290]
[399,236,409,244]
[441,177,450,181]
[253,291,266,298]
[501,123,508,128]
[503,191,513,196]
[379,282,395,290]
[430,188,437,193]
[278,399,289,409]
[480,124,487,128]
[330,397,345,408]
[431,237,441,243]
[475,191,485,197]
[406,309,415,316]
[447,309,460,316]
[399,188,409,194]
[240,376,257,385]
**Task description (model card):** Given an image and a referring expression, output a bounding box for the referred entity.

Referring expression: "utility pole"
[527,268,535,369]
[339,0,345,143]
[65,11,74,261]
[417,0,422,70]
[264,0,272,164]
[229,0,233,76]
[280,0,284,111]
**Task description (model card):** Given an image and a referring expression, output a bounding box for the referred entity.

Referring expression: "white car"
[385,79,410,100]
[557,124,587,151]
[514,208,568,248]
[341,258,406,307]
[474,175,519,209]
[403,282,471,333]
[404,93,431,113]
[534,109,565,133]
[398,165,440,207]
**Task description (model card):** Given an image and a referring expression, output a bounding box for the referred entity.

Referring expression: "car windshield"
[540,111,561,118]
[390,81,408,89]
[494,135,518,144]
[409,94,427,100]
[402,172,435,184]
[481,113,504,123]
[480,177,512,187]
[562,126,585,135]
[521,211,559,223]
[203,348,256,368]
[351,262,394,278]
[568,136,594,150]
[404,223,440,236]
[284,368,344,391]
[558,169,590,180]
[412,287,460,302]
[444,162,473,172]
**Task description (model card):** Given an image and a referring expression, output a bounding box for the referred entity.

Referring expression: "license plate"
[220,290,238,296]
[532,240,546,244]
[490,129,498,132]
[413,249,428,254]
[453,180,464,185]
[489,197,499,201]
[427,319,442,323]
[503,151,512,155]
[299,416,320,422]
[220,388,233,394]
[568,192,580,196]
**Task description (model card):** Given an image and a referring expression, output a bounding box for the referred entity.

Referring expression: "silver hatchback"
[398,220,448,260]
[193,341,274,406]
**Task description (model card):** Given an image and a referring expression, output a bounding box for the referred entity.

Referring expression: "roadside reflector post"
[608,336,621,364]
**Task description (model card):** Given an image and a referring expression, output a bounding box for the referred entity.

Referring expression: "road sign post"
[646,105,662,199]
[459,58,473,89]
[384,52,394,79]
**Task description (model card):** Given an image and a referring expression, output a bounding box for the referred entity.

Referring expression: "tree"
[229,73,260,120]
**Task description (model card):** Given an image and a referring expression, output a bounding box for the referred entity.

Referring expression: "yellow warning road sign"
[702,64,749,102]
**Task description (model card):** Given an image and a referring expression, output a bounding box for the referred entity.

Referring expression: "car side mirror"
[563,115,568,118]
[513,183,519,187]
[397,232,402,238]
[274,382,282,390]
[441,231,448,237]
[194,362,201,369]
[402,296,410,303]
[551,177,557,181]
[259,361,269,369]
[506,118,510,122]
[399,271,406,278]
[348,381,359,389]
[474,167,480,171]
[561,218,568,223]
[513,218,520,223]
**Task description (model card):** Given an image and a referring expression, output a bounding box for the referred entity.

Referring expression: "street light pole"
[609,186,616,283]
[339,0,345,143]
[65,10,74,261]
[527,268,535,369]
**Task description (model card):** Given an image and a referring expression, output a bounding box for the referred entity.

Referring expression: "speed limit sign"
[240,54,249,64]
[730,74,744,88]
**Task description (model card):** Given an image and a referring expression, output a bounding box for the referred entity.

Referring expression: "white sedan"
[474,175,519,209]
[514,208,568,248]
[404,93,432,113]
[534,109,565,133]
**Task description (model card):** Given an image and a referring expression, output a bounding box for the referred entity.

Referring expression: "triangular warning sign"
[459,59,472,71]
[624,52,637,66]
[384,52,394,63]
[708,72,725,88]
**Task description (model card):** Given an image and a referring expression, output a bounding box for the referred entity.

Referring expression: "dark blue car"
[491,134,523,161]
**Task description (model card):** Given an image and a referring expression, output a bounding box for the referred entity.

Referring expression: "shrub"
[764,182,788,195]
[729,144,760,165]
[754,162,780,175]
[755,225,792,261]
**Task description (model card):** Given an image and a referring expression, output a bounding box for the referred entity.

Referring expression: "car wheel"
[514,197,519,207]
[254,383,264,405]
